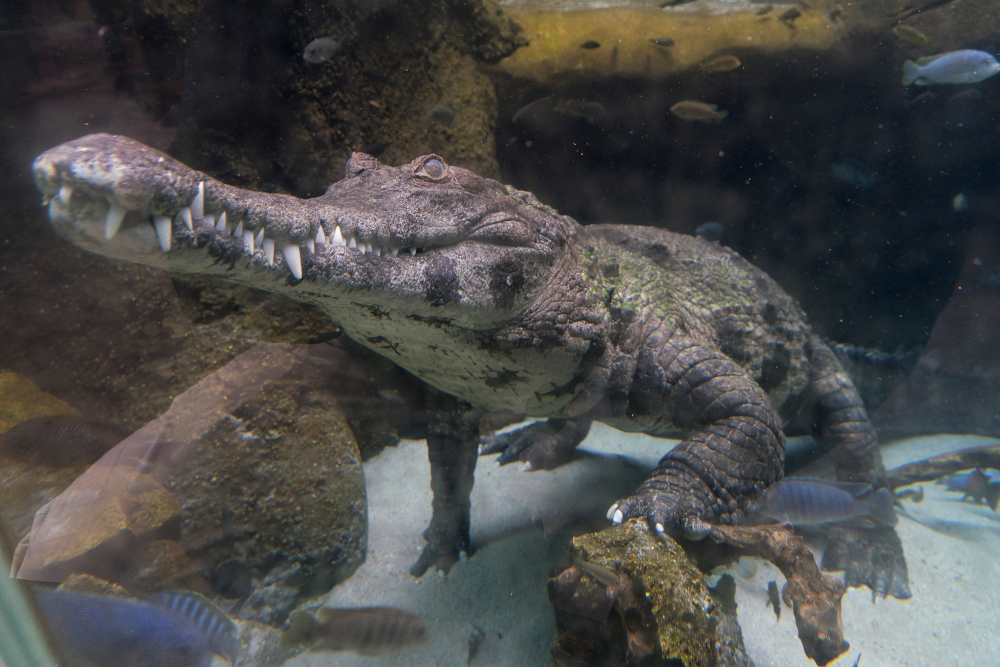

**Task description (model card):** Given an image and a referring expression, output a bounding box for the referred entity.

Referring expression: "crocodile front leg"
[608,334,786,539]
[410,389,480,577]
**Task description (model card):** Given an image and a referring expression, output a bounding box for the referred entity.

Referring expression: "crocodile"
[31,134,910,598]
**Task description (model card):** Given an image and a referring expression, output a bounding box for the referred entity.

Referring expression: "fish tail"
[868,488,898,526]
[714,110,729,123]
[985,483,1000,512]
[901,60,920,86]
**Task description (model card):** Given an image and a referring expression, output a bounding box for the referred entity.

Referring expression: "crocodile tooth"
[216,211,227,233]
[104,203,127,240]
[306,239,315,253]
[409,247,416,256]
[347,237,357,249]
[315,226,326,245]
[332,226,345,246]
[243,230,254,253]
[179,207,193,230]
[364,243,373,254]
[234,220,244,237]
[373,247,381,257]
[391,248,399,256]
[58,185,73,205]
[192,182,204,220]
[254,228,264,246]
[153,215,172,252]
[283,245,302,279]
[263,238,275,266]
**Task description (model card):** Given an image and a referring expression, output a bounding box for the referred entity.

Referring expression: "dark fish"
[758,478,898,526]
[426,105,456,127]
[0,415,128,467]
[553,99,606,123]
[146,590,239,663]
[581,40,600,49]
[765,580,781,620]
[467,625,486,664]
[280,607,428,656]
[892,25,933,49]
[670,100,728,123]
[779,7,801,23]
[359,142,390,158]
[940,469,1000,510]
[650,37,675,47]
[34,589,212,667]
[699,55,741,74]
[756,4,773,15]
[696,222,724,242]
[572,552,621,588]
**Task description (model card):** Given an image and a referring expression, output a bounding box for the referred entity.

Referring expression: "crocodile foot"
[410,526,471,578]
[478,418,590,470]
[822,525,911,600]
[606,474,715,541]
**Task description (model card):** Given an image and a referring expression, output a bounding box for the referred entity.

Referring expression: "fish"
[0,415,129,467]
[279,606,428,655]
[33,589,216,667]
[303,36,346,63]
[952,193,969,213]
[553,99,606,123]
[650,37,675,47]
[779,7,801,23]
[700,55,741,74]
[765,580,781,620]
[145,590,239,663]
[757,478,898,526]
[581,40,601,49]
[755,4,773,15]
[892,25,934,49]
[695,222,724,242]
[467,625,486,664]
[939,469,1000,510]
[426,105,456,127]
[902,50,1000,86]
[670,101,728,123]
[572,552,621,588]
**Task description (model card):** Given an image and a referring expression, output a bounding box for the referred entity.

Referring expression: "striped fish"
[146,590,239,663]
[759,478,897,527]
[280,606,428,656]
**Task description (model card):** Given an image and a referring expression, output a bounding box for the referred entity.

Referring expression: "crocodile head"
[33,134,596,412]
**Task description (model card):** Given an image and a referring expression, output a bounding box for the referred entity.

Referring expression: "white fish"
[303,36,345,63]
[757,478,897,526]
[901,49,1000,85]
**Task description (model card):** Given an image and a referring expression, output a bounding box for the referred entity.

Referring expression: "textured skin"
[32,134,907,597]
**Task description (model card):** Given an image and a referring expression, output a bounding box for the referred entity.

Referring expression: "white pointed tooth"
[263,239,275,266]
[613,509,623,525]
[243,230,254,253]
[153,215,172,252]
[409,247,416,256]
[315,226,326,245]
[332,226,345,246]
[391,247,399,256]
[283,244,302,279]
[606,504,618,521]
[364,242,373,254]
[234,220,244,237]
[180,207,193,230]
[306,239,315,253]
[216,211,227,233]
[192,182,204,220]
[373,245,381,256]
[347,237,357,249]
[104,203,127,240]
[58,185,73,205]
[255,228,264,246]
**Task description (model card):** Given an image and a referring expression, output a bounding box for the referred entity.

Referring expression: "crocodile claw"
[822,525,911,600]
[478,418,588,470]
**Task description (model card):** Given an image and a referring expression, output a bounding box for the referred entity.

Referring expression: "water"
[2,0,999,665]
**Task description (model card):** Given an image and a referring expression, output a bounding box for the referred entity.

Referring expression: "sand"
[284,426,1000,666]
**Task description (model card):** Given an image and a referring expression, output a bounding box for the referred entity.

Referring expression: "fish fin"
[714,110,728,123]
[901,59,920,85]
[316,607,355,622]
[985,482,1000,511]
[914,54,946,66]
[789,478,875,498]
[867,488,898,526]
[280,612,319,649]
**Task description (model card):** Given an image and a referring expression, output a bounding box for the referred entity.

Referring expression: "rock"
[550,519,751,667]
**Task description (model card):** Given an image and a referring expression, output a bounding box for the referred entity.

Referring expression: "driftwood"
[708,523,848,666]
[886,441,1000,489]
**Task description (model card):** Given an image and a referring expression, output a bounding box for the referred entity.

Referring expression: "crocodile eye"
[418,157,447,180]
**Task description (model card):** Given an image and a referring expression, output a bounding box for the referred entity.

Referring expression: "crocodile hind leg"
[479,418,592,470]
[410,389,480,578]
[807,336,911,600]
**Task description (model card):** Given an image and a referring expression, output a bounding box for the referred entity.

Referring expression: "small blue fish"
[902,50,1000,86]
[34,589,215,667]
[303,36,345,63]
[758,478,897,527]
[937,469,1000,510]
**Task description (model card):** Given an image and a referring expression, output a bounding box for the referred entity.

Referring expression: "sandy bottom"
[286,426,1000,667]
